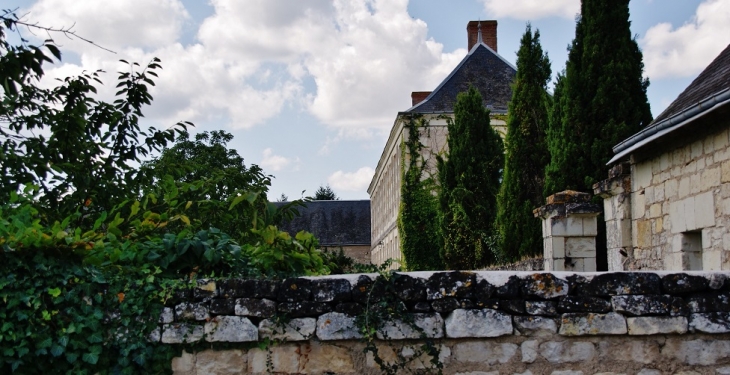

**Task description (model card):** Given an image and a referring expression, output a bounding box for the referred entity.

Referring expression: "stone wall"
[161,271,730,374]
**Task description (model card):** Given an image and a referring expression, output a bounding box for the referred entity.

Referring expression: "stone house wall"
[606,121,730,271]
[161,271,730,374]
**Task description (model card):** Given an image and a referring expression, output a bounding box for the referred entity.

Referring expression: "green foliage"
[310,184,338,200]
[245,226,329,277]
[398,115,443,271]
[544,0,652,195]
[437,87,504,269]
[496,24,552,262]
[321,247,381,274]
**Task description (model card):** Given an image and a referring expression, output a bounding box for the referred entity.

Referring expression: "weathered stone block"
[444,309,512,338]
[661,338,730,365]
[277,301,332,318]
[500,299,526,314]
[473,278,496,301]
[235,298,276,318]
[171,350,195,373]
[522,273,569,299]
[278,278,313,302]
[311,278,351,302]
[426,271,477,300]
[686,292,730,313]
[195,349,247,375]
[452,341,518,364]
[159,307,174,324]
[335,302,365,316]
[392,273,427,302]
[259,318,316,341]
[248,344,300,373]
[495,275,523,298]
[218,279,278,299]
[300,342,355,374]
[431,297,460,313]
[611,295,671,316]
[525,300,558,316]
[376,313,444,339]
[627,316,688,335]
[539,341,595,363]
[558,295,611,313]
[581,273,661,296]
[565,237,595,258]
[209,299,235,315]
[514,316,559,336]
[689,312,730,333]
[351,275,384,303]
[161,323,204,343]
[409,301,432,312]
[521,340,539,363]
[662,273,709,294]
[194,279,217,301]
[204,316,258,342]
[559,313,627,336]
[175,302,209,321]
[316,312,362,340]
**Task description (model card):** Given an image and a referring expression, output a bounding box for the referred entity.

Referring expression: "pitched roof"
[609,43,730,164]
[407,42,516,114]
[276,200,371,246]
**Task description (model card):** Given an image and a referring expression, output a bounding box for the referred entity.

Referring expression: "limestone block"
[452,341,518,365]
[425,271,477,300]
[583,216,598,236]
[550,371,583,375]
[661,338,730,365]
[444,308,513,338]
[701,166,721,191]
[316,312,362,340]
[704,250,723,271]
[627,316,688,335]
[248,344,300,374]
[670,200,686,233]
[716,366,730,374]
[611,295,671,316]
[400,344,451,370]
[162,323,204,343]
[582,273,661,296]
[582,258,597,272]
[171,350,195,373]
[695,191,716,228]
[632,191,646,219]
[689,312,730,333]
[195,349,247,374]
[235,298,276,318]
[550,217,568,236]
[514,316,558,337]
[684,197,697,231]
[522,340,539,363]
[525,300,558,316]
[636,219,652,248]
[376,313,444,339]
[666,178,678,198]
[662,273,709,293]
[565,237,596,258]
[567,216,583,236]
[522,273,569,299]
[148,327,161,343]
[311,278,352,302]
[204,316,258,342]
[598,340,660,364]
[539,341,595,363]
[300,342,355,374]
[259,318,316,341]
[175,302,209,321]
[548,237,566,259]
[195,279,217,300]
[559,313,627,336]
[635,162,652,190]
[159,307,174,324]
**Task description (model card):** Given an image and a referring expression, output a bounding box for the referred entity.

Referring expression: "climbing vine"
[398,114,444,271]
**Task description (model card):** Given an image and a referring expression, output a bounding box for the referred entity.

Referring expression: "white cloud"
[260,148,292,172]
[479,0,579,20]
[328,167,375,192]
[641,0,730,80]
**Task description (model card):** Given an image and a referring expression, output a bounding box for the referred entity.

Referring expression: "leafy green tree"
[0,11,186,224]
[311,184,338,200]
[496,24,552,262]
[437,86,504,269]
[544,0,652,195]
[398,115,443,271]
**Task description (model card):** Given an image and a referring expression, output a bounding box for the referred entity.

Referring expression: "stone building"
[368,20,516,266]
[595,43,730,271]
[276,200,371,264]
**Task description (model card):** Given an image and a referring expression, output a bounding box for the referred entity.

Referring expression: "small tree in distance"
[312,184,338,200]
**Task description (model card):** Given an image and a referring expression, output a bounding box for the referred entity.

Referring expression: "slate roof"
[610,43,730,164]
[407,42,516,114]
[276,200,371,246]
[653,44,730,124]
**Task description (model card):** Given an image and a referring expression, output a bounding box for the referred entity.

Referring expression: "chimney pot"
[467,20,497,52]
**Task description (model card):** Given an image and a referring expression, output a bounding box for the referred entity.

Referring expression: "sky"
[4,0,730,200]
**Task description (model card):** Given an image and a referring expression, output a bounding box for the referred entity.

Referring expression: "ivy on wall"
[397,115,444,271]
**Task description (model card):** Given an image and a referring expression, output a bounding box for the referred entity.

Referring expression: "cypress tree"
[438,86,504,269]
[398,115,443,271]
[496,24,552,262]
[544,0,652,195]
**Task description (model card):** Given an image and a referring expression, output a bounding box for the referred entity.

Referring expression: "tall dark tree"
[311,185,338,200]
[544,0,653,195]
[496,24,552,262]
[438,86,504,269]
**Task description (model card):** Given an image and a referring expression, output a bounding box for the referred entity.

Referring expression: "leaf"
[82,351,99,365]
[87,332,103,343]
[50,344,64,357]
[47,287,61,298]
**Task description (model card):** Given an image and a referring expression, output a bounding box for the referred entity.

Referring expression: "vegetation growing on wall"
[544,0,653,195]
[397,115,443,271]
[438,87,504,269]
[495,24,552,262]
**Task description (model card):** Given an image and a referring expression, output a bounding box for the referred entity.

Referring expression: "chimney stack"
[411,91,431,106]
[467,20,497,52]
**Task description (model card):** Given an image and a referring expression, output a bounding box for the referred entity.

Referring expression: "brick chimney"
[411,91,431,106]
[467,20,497,52]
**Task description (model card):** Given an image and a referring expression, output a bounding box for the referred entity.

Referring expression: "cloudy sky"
[6,0,730,200]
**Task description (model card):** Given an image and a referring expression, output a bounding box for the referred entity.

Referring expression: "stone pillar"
[534,191,601,272]
[593,163,632,271]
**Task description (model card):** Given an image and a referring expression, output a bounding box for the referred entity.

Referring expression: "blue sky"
[6,0,730,200]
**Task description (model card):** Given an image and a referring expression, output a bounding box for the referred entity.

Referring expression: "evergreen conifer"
[496,25,552,262]
[544,0,652,195]
[438,86,504,269]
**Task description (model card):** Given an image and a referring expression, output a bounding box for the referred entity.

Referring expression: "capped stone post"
[534,191,601,272]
